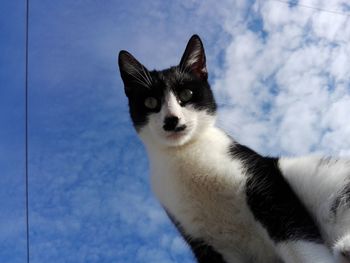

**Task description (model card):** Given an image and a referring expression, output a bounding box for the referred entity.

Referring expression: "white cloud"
[214,0,350,156]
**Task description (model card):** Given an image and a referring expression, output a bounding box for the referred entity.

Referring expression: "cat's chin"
[163,130,192,146]
[140,128,193,148]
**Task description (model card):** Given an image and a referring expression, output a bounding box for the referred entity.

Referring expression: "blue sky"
[1,0,350,262]
[0,1,27,262]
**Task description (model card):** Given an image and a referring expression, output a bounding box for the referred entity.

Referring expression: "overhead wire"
[25,0,30,262]
[268,0,350,17]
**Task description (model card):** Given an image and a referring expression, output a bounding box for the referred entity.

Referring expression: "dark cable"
[25,0,30,262]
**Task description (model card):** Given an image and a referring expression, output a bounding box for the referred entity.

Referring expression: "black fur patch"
[125,70,165,130]
[229,143,323,243]
[166,211,227,263]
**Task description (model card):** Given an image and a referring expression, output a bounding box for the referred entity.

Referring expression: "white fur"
[162,91,183,120]
[334,233,350,263]
[279,157,350,259]
[277,241,335,263]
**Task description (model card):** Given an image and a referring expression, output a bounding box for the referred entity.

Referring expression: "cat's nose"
[163,116,179,131]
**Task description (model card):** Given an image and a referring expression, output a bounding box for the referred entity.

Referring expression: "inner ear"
[118,50,153,95]
[179,35,208,80]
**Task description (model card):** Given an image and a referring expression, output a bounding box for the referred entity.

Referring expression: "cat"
[118,34,350,263]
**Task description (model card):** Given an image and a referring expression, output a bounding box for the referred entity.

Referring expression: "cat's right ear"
[118,50,152,95]
[179,35,208,80]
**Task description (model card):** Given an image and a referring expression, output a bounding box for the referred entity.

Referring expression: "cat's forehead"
[150,66,191,90]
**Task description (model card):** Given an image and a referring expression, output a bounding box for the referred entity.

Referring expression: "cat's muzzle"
[163,116,186,132]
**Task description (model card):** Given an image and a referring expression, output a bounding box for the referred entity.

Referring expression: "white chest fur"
[145,127,280,262]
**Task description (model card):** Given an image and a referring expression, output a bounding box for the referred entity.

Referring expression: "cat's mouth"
[173,124,187,132]
[165,124,187,139]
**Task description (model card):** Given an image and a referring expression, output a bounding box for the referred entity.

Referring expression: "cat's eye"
[179,89,193,102]
[144,97,158,109]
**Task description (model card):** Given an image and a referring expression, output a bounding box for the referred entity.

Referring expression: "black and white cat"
[118,35,350,263]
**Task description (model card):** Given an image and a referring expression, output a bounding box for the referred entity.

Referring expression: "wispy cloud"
[215,0,350,156]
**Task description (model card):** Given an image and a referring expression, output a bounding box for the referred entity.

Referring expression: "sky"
[1,0,350,262]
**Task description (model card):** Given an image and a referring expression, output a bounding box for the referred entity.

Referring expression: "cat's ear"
[179,35,208,80]
[118,50,152,95]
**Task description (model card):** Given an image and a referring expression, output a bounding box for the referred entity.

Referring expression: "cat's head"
[118,35,217,147]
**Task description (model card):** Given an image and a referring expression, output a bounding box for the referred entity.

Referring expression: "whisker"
[128,71,150,88]
[141,66,153,86]
[146,70,153,86]
[134,67,152,88]
[124,62,151,88]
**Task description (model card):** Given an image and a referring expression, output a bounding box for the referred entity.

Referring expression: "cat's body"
[118,35,350,263]
[147,127,281,263]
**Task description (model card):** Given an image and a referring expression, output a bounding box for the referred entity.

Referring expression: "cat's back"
[279,156,350,213]
[279,155,350,243]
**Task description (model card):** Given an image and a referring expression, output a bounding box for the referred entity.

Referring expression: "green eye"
[179,89,193,102]
[144,97,158,109]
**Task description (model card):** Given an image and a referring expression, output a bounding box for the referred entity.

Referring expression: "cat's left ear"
[179,35,208,80]
[118,50,152,96]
